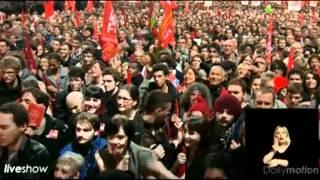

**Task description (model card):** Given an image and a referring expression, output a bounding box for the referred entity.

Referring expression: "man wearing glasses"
[0,56,22,105]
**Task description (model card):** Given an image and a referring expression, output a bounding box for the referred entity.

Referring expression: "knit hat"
[213,94,241,117]
[189,95,211,119]
[273,76,288,95]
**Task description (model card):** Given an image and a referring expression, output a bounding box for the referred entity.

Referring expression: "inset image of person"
[263,126,291,168]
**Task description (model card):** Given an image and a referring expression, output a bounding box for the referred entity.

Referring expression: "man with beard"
[133,90,182,169]
[60,112,107,179]
[206,94,242,154]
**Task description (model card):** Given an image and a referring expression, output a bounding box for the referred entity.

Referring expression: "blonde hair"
[273,126,291,145]
[56,152,85,172]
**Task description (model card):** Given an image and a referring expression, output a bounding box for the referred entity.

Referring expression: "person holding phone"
[263,126,291,168]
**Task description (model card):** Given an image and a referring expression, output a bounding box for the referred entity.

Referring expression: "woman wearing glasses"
[116,84,140,121]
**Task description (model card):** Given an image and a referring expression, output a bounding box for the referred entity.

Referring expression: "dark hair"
[68,67,85,81]
[84,85,106,104]
[102,67,121,83]
[308,54,320,65]
[22,79,40,89]
[82,47,96,57]
[73,34,83,42]
[303,70,320,90]
[0,102,28,127]
[208,43,221,55]
[144,90,171,113]
[152,63,169,76]
[0,38,11,47]
[158,54,176,69]
[271,60,287,76]
[105,114,135,142]
[61,43,72,51]
[287,83,304,96]
[287,68,304,80]
[119,85,140,108]
[47,52,62,63]
[228,78,248,93]
[185,116,204,134]
[20,88,50,110]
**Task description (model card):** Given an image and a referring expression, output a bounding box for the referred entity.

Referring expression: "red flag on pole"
[86,0,94,14]
[100,1,119,62]
[73,11,81,29]
[92,20,99,41]
[266,15,274,64]
[44,1,54,19]
[158,2,175,48]
[127,69,132,85]
[67,0,76,12]
[24,33,36,70]
[21,10,26,27]
[287,48,294,73]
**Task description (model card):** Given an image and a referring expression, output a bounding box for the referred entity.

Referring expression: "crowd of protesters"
[0,1,319,179]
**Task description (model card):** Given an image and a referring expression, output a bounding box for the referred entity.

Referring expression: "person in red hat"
[205,94,242,154]
[188,95,211,121]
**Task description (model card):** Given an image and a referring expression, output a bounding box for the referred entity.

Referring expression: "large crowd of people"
[0,1,319,179]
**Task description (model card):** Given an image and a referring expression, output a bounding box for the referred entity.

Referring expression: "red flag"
[287,48,294,73]
[24,33,36,70]
[86,0,94,14]
[184,2,190,15]
[266,15,274,64]
[21,10,26,26]
[74,11,81,29]
[127,69,132,85]
[160,1,178,10]
[92,20,99,41]
[67,0,76,12]
[158,3,175,48]
[43,1,54,19]
[100,1,119,62]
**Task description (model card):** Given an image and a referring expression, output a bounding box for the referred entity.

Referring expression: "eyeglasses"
[2,71,16,75]
[117,96,133,102]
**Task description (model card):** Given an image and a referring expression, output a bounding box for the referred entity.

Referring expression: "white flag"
[251,1,262,6]
[309,1,318,7]
[241,1,249,5]
[288,1,304,11]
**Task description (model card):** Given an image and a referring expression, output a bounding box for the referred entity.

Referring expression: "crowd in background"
[0,1,319,179]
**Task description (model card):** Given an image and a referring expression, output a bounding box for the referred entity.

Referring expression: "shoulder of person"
[28,138,49,156]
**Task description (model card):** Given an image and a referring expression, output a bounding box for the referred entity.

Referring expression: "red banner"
[100,1,119,62]
[287,48,294,73]
[158,2,175,48]
[266,16,274,64]
[43,1,54,19]
[86,0,94,14]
